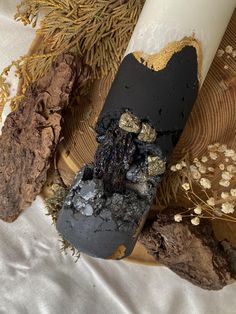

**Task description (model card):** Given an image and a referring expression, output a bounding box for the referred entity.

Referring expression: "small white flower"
[208,167,215,173]
[207,197,215,206]
[191,170,201,180]
[225,158,229,162]
[225,149,235,157]
[219,164,225,171]
[176,163,183,170]
[199,165,207,174]
[193,158,199,163]
[170,165,177,172]
[182,183,190,191]
[221,192,230,199]
[208,143,220,152]
[230,189,236,197]
[200,178,211,189]
[221,202,235,214]
[232,154,236,161]
[219,179,230,187]
[174,214,182,222]
[201,156,208,163]
[209,152,218,160]
[191,217,200,226]
[225,45,233,54]
[217,49,224,57]
[195,161,202,168]
[227,165,236,173]
[218,144,227,153]
[194,206,202,215]
[222,171,233,181]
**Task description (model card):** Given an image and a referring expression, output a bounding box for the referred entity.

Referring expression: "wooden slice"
[22,10,236,265]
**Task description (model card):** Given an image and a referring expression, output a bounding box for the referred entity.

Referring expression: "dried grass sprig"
[1,0,144,120]
[15,0,144,82]
[45,184,80,260]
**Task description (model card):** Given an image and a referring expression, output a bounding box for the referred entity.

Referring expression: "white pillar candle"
[126,0,235,83]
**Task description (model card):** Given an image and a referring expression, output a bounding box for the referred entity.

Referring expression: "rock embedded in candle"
[119,111,141,133]
[138,122,157,143]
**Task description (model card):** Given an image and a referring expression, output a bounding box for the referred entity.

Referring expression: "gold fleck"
[138,123,157,143]
[119,112,141,133]
[108,245,126,260]
[133,37,202,82]
[148,156,166,176]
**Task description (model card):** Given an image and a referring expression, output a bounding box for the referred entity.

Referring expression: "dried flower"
[191,217,200,226]
[199,165,207,174]
[170,165,177,172]
[230,189,236,197]
[219,164,225,170]
[182,183,190,191]
[218,145,227,153]
[176,163,183,170]
[194,206,202,215]
[200,178,211,189]
[207,197,215,206]
[225,45,233,54]
[225,149,235,158]
[222,171,233,181]
[221,202,235,214]
[209,152,218,160]
[219,179,230,187]
[195,161,202,168]
[174,214,182,222]
[201,156,208,163]
[217,49,225,57]
[190,165,201,180]
[221,192,230,199]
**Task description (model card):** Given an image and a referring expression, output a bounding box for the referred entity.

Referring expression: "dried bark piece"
[140,209,236,290]
[0,54,81,222]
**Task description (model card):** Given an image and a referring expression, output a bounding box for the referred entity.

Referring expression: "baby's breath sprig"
[171,143,236,226]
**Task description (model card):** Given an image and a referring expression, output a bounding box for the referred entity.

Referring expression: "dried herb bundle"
[15,0,144,80]
[0,0,144,118]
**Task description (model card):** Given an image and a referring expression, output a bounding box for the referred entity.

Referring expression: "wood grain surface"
[23,11,236,265]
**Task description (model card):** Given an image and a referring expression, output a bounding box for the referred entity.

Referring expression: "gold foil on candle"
[138,123,157,143]
[133,37,202,82]
[119,112,141,133]
[148,156,166,177]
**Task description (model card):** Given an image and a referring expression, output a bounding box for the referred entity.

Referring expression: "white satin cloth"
[1,1,236,313]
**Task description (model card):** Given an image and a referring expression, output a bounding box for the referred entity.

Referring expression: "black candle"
[57,42,199,259]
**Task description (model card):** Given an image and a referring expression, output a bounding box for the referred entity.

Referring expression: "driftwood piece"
[0,54,79,222]
[140,209,236,290]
